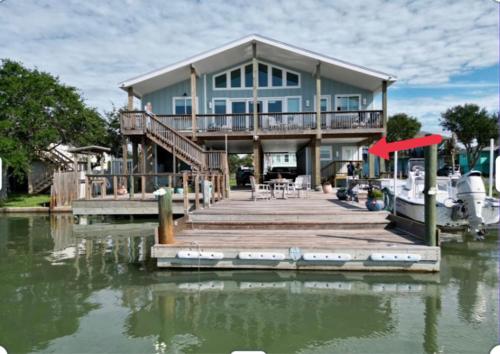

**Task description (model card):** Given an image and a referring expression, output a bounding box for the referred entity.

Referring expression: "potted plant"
[322,180,333,194]
[366,188,384,211]
[336,187,348,200]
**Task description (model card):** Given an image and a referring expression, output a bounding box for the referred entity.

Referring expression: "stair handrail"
[122,111,227,172]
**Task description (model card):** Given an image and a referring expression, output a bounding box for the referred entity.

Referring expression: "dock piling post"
[424,140,437,246]
[182,172,189,215]
[158,187,174,244]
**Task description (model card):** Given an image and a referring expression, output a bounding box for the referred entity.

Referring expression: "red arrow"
[369,134,443,160]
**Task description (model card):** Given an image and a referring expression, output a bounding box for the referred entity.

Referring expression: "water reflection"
[0,215,497,354]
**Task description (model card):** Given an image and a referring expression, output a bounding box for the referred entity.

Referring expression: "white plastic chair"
[250,176,271,201]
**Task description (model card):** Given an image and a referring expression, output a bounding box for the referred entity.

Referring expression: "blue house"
[118,34,396,187]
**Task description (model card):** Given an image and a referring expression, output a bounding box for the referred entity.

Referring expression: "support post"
[182,172,189,215]
[113,175,117,200]
[312,138,321,189]
[393,151,398,215]
[158,187,175,245]
[315,63,322,138]
[380,80,388,175]
[489,138,494,198]
[127,87,134,110]
[368,141,376,178]
[253,140,261,183]
[202,178,210,208]
[122,138,128,176]
[252,41,258,134]
[194,174,200,209]
[424,140,437,246]
[190,65,197,140]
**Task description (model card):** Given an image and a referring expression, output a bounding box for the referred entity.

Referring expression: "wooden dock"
[152,190,440,272]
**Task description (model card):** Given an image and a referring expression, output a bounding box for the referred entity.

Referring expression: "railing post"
[182,172,189,215]
[113,176,117,200]
[194,174,200,209]
[85,175,90,200]
[129,174,134,199]
[141,175,146,200]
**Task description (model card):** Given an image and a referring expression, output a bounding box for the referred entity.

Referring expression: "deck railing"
[121,112,228,172]
[84,172,228,210]
[151,110,383,133]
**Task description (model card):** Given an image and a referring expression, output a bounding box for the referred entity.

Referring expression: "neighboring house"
[459,146,498,176]
[263,153,297,174]
[119,34,396,187]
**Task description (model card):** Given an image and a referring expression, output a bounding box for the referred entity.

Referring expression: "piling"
[158,187,174,244]
[424,142,437,246]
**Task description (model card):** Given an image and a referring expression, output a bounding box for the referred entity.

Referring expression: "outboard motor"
[456,171,486,239]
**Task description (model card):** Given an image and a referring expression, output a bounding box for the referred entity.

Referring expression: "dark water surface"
[0,215,497,354]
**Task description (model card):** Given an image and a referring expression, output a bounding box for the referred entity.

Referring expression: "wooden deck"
[152,190,440,272]
[72,193,198,216]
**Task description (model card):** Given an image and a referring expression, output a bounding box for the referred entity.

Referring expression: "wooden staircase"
[121,111,227,172]
[31,148,74,194]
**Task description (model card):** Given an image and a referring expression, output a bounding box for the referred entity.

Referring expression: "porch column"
[253,140,261,183]
[368,141,376,178]
[312,138,321,189]
[127,87,134,110]
[315,63,322,139]
[379,80,388,175]
[252,41,258,135]
[132,141,139,174]
[122,138,128,175]
[190,65,197,140]
[123,87,133,175]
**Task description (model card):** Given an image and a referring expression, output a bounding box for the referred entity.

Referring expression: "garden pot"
[175,187,184,194]
[322,184,333,194]
[336,188,348,200]
[366,198,384,211]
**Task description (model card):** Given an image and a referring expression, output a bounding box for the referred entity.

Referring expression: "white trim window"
[335,94,361,111]
[173,96,197,114]
[320,146,333,161]
[212,61,301,90]
[314,95,331,112]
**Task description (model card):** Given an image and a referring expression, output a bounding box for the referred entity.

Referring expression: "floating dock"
[152,191,440,272]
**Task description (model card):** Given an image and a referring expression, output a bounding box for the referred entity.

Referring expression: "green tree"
[0,59,107,178]
[386,113,421,143]
[440,104,498,170]
[102,105,125,157]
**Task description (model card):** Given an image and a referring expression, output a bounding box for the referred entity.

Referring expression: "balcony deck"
[121,110,384,138]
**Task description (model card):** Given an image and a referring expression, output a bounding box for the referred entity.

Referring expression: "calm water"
[0,215,498,354]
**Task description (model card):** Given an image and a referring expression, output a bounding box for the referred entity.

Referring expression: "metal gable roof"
[120,34,397,97]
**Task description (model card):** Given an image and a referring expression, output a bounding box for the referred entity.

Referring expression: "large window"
[267,99,283,113]
[245,64,252,87]
[286,72,299,86]
[213,61,300,89]
[335,95,360,111]
[272,67,282,87]
[214,99,226,114]
[230,69,241,88]
[174,97,192,114]
[258,63,268,87]
[215,74,227,89]
[287,97,300,112]
[320,146,333,161]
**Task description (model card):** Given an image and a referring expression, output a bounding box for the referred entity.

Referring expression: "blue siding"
[142,59,374,115]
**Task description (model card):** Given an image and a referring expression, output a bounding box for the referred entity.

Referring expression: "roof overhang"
[120,34,397,98]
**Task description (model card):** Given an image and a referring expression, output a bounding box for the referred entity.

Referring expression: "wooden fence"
[50,171,81,209]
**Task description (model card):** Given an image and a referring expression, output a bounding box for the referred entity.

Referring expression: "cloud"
[0,0,498,124]
[390,93,499,133]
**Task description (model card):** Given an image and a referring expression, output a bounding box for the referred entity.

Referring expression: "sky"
[0,0,498,133]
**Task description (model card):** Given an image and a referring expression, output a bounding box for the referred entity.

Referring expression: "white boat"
[383,161,499,236]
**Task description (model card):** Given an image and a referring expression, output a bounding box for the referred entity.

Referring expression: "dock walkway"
[152,190,440,272]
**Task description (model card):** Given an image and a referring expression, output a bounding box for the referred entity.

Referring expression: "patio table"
[265,179,292,199]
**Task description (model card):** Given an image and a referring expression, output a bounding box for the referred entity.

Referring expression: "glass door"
[231,100,246,131]
[248,100,263,130]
